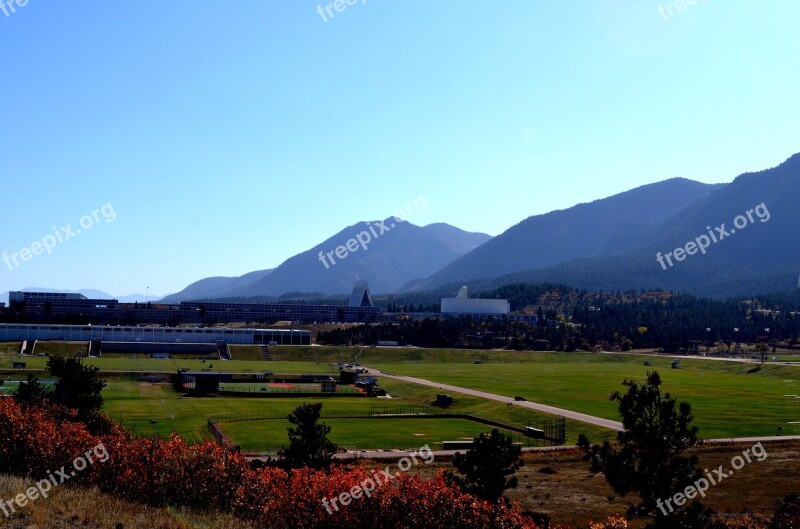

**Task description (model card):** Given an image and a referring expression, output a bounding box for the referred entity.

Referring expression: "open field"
[102,378,614,448]
[774,354,800,362]
[103,379,386,444]
[368,354,800,439]
[0,353,337,375]
[220,417,516,452]
[11,342,797,442]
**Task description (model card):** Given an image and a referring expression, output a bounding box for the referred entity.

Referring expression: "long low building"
[7,282,382,325]
[440,286,510,317]
[0,323,311,345]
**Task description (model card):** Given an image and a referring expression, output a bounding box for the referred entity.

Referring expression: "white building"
[440,286,510,317]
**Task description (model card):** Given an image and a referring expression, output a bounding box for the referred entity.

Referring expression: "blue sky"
[1,0,799,297]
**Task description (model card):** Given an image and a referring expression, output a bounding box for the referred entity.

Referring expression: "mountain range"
[410,177,725,291]
[475,153,800,299]
[160,222,492,302]
[30,152,800,303]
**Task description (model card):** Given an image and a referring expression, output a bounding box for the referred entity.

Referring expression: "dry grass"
[30,341,88,357]
[503,440,800,527]
[227,345,264,361]
[0,475,253,529]
[335,440,799,527]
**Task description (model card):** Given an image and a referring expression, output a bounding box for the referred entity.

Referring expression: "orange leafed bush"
[0,399,545,529]
[588,516,629,529]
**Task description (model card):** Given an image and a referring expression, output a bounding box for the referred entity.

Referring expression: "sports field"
[101,376,610,448]
[0,378,56,396]
[219,417,519,452]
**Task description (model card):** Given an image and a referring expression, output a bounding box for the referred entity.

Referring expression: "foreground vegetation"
[0,399,539,529]
[1,397,799,528]
[2,351,800,527]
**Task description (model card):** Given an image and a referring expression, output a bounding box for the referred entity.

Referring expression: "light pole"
[765,327,772,361]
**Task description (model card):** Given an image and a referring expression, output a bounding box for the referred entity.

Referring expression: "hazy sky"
[2,0,799,296]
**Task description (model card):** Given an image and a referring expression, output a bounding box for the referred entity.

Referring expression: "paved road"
[598,350,800,366]
[701,435,800,444]
[366,368,624,431]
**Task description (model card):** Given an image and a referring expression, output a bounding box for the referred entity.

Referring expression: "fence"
[208,420,240,451]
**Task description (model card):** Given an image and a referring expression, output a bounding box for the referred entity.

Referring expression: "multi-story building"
[6,282,382,325]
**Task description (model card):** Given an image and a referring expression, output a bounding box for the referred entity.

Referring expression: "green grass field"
[0,353,338,375]
[9,342,796,444]
[0,378,56,396]
[774,355,800,362]
[360,353,800,439]
[102,376,612,449]
[219,417,519,452]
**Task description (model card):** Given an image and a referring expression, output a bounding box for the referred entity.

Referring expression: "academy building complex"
[1,282,515,348]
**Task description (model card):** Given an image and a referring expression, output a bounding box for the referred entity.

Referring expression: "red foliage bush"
[0,399,543,529]
[0,400,107,478]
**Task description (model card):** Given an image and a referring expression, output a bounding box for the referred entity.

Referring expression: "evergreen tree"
[13,372,52,407]
[448,429,523,503]
[47,356,106,420]
[578,372,722,528]
[279,403,338,470]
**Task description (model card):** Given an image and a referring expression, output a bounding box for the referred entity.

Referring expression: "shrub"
[0,399,543,529]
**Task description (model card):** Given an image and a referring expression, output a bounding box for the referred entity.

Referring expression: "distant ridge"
[431,153,800,299]
[161,223,491,301]
[411,178,724,290]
